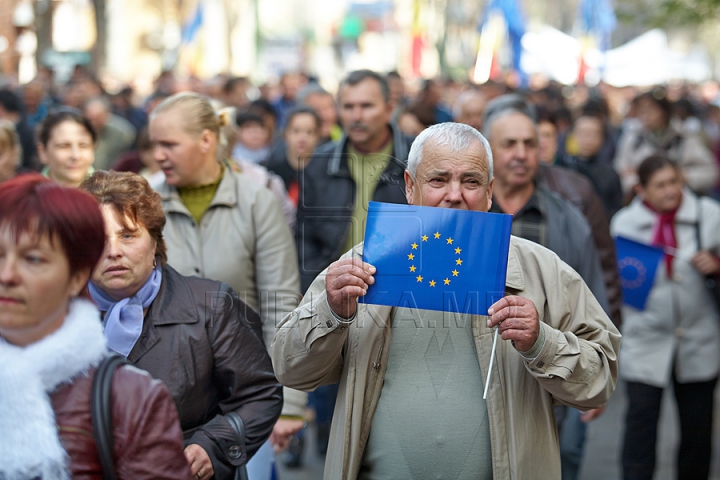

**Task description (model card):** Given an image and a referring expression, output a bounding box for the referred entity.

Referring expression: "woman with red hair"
[0,174,191,479]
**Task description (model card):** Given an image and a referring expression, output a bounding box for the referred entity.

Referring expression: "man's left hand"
[487,295,540,353]
[270,418,305,453]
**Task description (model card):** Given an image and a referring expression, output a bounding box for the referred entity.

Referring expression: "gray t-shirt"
[359,307,493,480]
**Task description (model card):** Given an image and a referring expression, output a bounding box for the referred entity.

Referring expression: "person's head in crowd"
[62,78,103,110]
[453,89,487,131]
[536,108,559,164]
[0,173,105,345]
[483,94,539,192]
[419,79,442,107]
[635,88,672,133]
[154,70,177,96]
[673,97,696,121]
[582,96,611,123]
[83,96,112,134]
[573,113,605,158]
[554,106,573,136]
[144,91,171,115]
[223,76,250,110]
[404,122,493,211]
[385,71,406,106]
[634,155,683,213]
[82,171,168,300]
[37,109,96,187]
[298,84,338,141]
[110,87,134,112]
[278,72,306,102]
[0,119,21,183]
[248,99,278,139]
[204,74,229,101]
[397,110,426,137]
[135,127,160,175]
[235,111,270,152]
[397,102,434,137]
[0,89,23,123]
[21,80,45,114]
[149,91,225,187]
[338,69,394,152]
[284,107,321,171]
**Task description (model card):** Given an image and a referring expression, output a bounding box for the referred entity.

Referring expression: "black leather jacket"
[127,265,283,479]
[296,124,413,292]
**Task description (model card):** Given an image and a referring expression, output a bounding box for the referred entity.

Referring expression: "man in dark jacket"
[296,70,413,292]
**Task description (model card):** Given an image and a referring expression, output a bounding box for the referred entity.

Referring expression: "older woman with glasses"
[81,170,282,480]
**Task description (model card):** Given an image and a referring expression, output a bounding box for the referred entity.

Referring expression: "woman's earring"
[153,258,157,268]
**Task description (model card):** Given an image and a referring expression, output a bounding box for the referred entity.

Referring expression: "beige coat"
[271,236,621,479]
[610,190,720,387]
[158,169,306,416]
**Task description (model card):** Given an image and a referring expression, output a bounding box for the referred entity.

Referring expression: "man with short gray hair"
[272,121,620,479]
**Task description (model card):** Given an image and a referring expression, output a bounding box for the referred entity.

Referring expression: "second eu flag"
[360,202,513,315]
[615,236,664,310]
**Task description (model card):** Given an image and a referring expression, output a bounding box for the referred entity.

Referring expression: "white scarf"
[0,299,108,480]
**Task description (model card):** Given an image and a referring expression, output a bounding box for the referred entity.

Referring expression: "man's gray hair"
[407,122,493,180]
[482,94,536,140]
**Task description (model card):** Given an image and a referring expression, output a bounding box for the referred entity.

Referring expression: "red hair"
[0,174,106,278]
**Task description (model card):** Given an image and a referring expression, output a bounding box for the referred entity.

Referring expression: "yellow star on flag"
[429,280,437,287]
[409,265,416,272]
[411,243,418,250]
[421,235,429,242]
[455,247,462,254]
[416,275,423,283]
[444,278,451,285]
[456,258,463,265]
[446,237,454,244]
[434,232,441,239]
[452,269,459,276]
[408,253,415,260]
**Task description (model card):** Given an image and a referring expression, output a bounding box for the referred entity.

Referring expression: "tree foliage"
[653,0,720,27]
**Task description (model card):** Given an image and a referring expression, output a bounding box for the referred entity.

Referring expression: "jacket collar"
[327,122,409,177]
[158,167,238,217]
[128,266,198,364]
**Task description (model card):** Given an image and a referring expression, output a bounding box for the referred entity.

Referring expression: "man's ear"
[404,170,416,205]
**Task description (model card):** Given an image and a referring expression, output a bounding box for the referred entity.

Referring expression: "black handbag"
[91,354,127,480]
[695,202,720,313]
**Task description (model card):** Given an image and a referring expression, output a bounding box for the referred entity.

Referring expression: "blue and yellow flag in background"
[360,202,513,315]
[615,236,664,310]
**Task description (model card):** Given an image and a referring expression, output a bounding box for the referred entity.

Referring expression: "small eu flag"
[360,202,513,315]
[615,236,664,310]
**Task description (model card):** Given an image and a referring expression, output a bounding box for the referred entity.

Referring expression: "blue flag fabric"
[615,236,664,310]
[360,202,513,315]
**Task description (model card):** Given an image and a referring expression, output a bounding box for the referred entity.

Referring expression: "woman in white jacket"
[611,154,720,480]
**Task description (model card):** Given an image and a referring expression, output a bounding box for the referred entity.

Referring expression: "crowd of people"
[0,64,719,480]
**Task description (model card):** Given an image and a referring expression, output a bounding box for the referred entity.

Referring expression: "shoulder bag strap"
[225,412,249,480]
[91,354,127,480]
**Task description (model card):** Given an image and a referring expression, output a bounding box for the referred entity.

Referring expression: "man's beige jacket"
[272,236,621,479]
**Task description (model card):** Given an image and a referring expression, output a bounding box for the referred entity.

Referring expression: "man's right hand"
[326,258,376,319]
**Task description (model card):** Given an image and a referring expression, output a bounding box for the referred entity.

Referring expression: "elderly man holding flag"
[271,122,620,480]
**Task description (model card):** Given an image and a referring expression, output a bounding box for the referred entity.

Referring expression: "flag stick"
[483,328,499,400]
